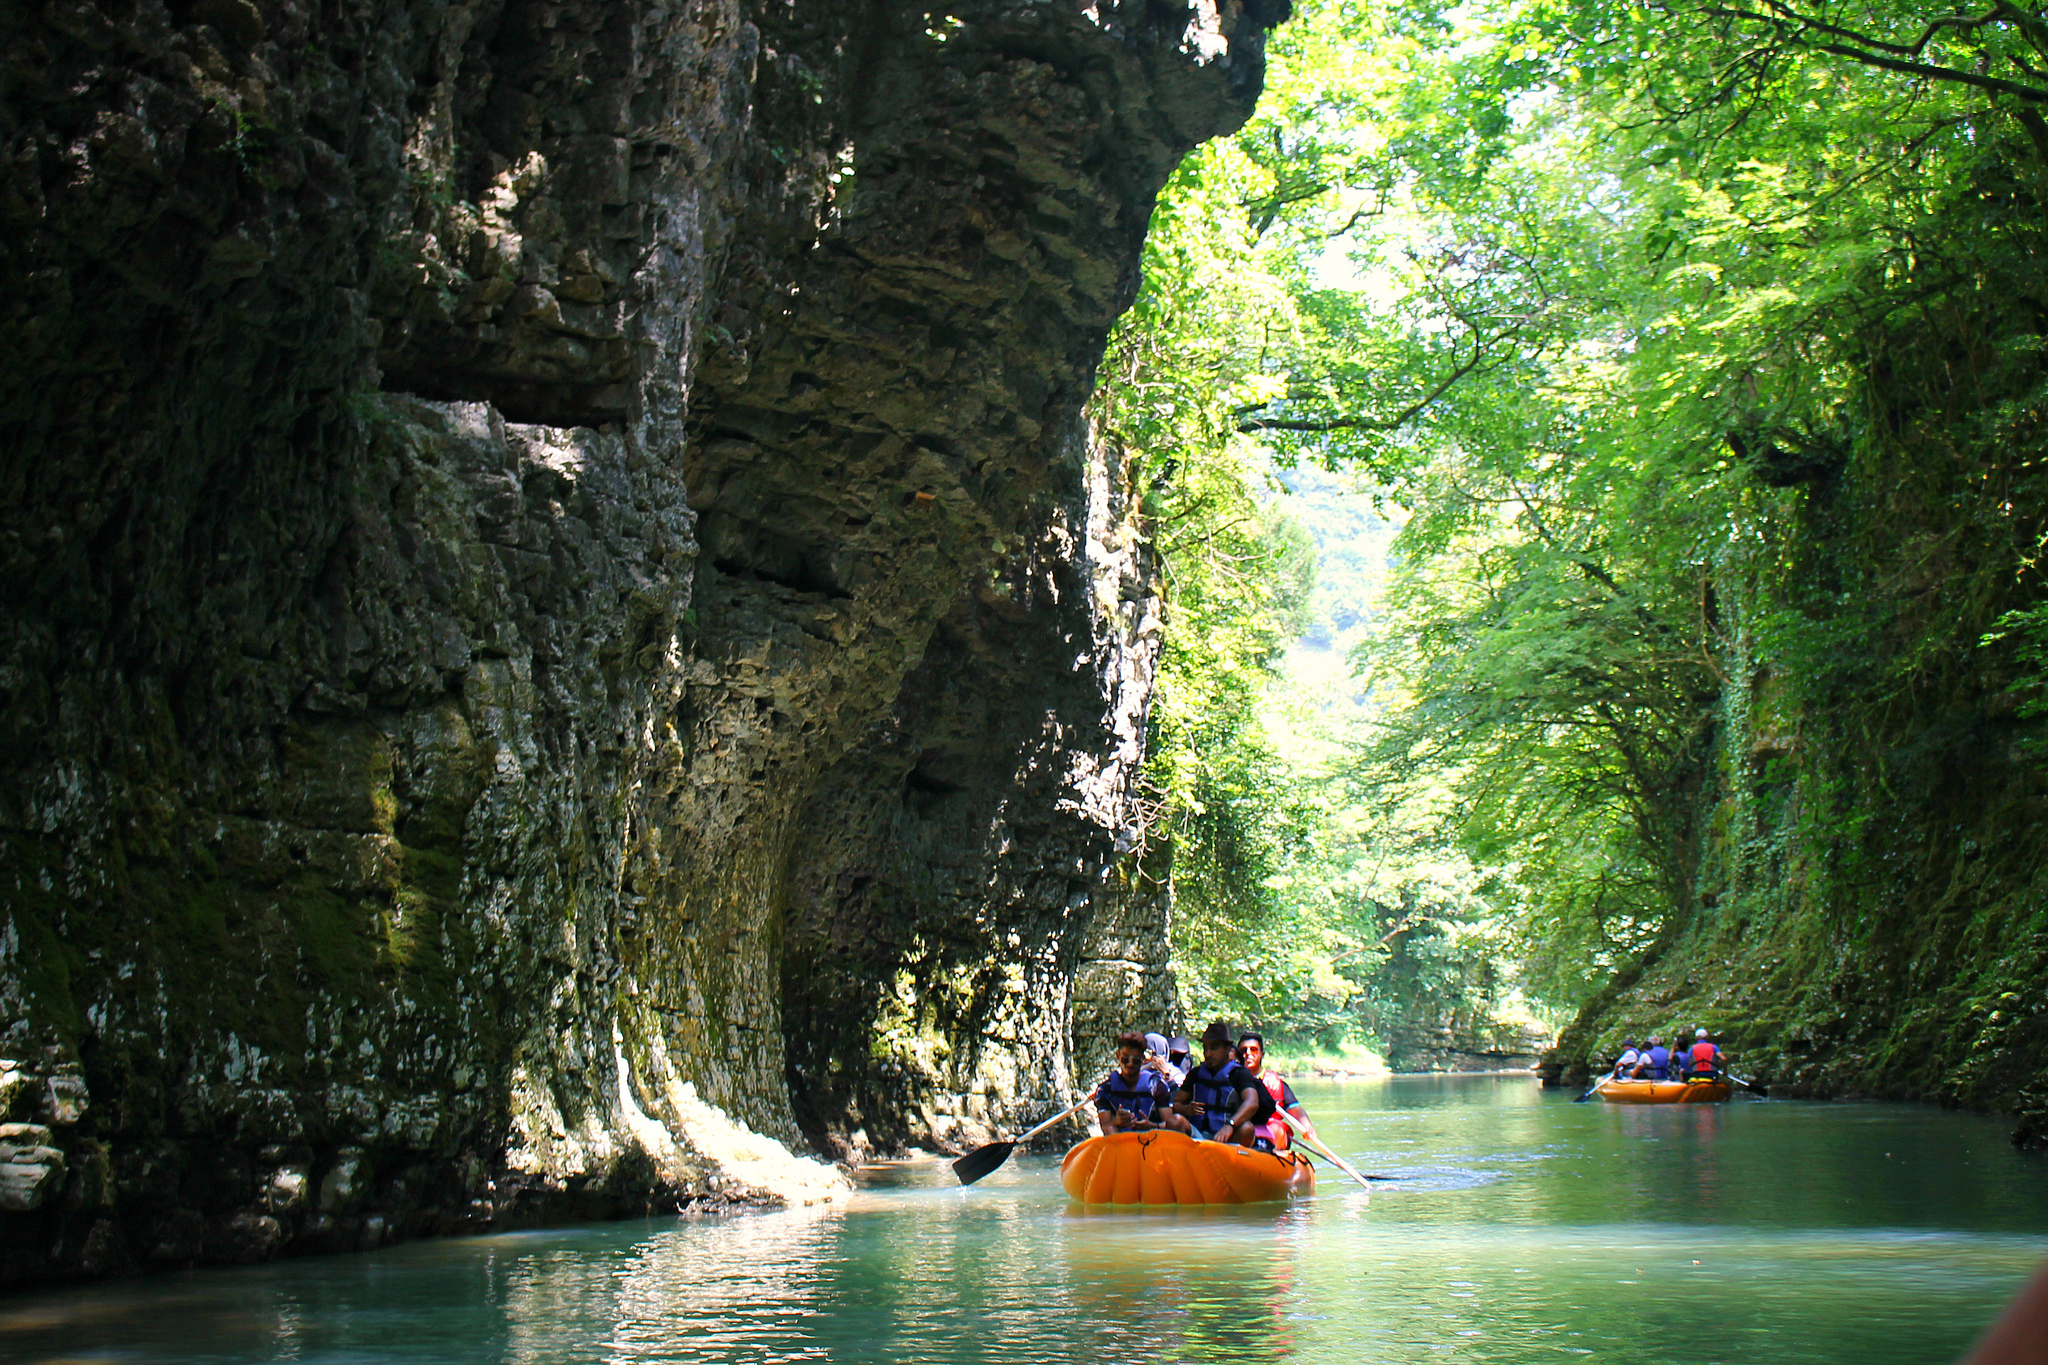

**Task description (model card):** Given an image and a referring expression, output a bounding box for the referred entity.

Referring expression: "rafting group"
[1587,1028,1739,1103]
[955,1018,1756,1206]
[1053,1021,1364,1206]
[1088,1023,1312,1148]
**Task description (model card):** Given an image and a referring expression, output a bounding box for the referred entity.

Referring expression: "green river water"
[7,1075,2047,1364]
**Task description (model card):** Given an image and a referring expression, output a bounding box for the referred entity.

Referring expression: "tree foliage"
[1107,0,2048,1047]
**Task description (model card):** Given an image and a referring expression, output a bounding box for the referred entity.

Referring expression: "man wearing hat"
[1172,1020,1273,1145]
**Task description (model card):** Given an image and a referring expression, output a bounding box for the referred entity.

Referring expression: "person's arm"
[1280,1081,1316,1140]
[1227,1067,1266,1131]
[1173,1081,1201,1124]
[1091,1079,1116,1134]
[1959,1256,2048,1365]
[1134,1079,1171,1130]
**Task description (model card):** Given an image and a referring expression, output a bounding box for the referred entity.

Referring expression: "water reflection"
[1057,1204,1308,1362]
[598,1207,839,1363]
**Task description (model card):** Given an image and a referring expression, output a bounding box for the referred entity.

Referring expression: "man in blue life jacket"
[1094,1032,1193,1135]
[1612,1039,1641,1080]
[1631,1035,1673,1080]
[1682,1028,1724,1080]
[1173,1020,1274,1145]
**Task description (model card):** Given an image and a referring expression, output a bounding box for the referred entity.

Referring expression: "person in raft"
[1094,1032,1195,1136]
[1611,1039,1641,1080]
[1173,1020,1274,1145]
[1630,1034,1673,1080]
[1236,1031,1318,1151]
[1681,1028,1724,1080]
[1143,1031,1186,1089]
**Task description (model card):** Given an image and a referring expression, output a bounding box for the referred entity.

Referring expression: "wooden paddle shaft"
[1012,1096,1094,1144]
[1270,1110,1374,1188]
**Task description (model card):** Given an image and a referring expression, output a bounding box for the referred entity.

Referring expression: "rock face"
[0,0,1275,1283]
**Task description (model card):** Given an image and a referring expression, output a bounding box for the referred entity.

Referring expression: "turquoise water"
[7,1075,2046,1363]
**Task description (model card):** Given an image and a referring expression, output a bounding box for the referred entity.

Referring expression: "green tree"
[1107,0,2048,1045]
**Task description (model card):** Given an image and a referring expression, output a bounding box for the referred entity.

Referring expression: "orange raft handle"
[1059,1130,1314,1205]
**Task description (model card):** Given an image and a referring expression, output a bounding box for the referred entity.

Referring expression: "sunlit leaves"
[1112,0,2048,1034]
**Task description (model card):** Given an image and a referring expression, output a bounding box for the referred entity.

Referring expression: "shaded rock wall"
[0,0,1274,1283]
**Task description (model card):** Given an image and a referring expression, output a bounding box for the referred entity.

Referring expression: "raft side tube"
[1059,1131,1315,1205]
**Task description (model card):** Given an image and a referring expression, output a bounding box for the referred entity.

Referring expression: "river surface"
[8,1075,2047,1364]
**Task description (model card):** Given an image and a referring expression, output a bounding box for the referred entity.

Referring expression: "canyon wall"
[0,0,1276,1283]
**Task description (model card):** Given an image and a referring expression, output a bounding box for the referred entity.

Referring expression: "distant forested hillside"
[1274,464,1399,655]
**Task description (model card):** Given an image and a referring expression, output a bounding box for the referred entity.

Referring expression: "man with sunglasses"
[1236,1032,1319,1152]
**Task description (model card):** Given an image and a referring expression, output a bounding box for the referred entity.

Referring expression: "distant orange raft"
[1059,1131,1316,1204]
[1597,1078,1734,1104]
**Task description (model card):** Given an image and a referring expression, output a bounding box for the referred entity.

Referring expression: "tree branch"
[1235,345,1489,435]
[1702,0,2048,103]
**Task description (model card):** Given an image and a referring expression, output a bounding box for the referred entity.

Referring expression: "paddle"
[1573,1073,1613,1103]
[1725,1071,1769,1098]
[1268,1110,1392,1186]
[952,1096,1095,1186]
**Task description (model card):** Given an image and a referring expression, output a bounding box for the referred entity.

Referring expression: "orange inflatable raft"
[1059,1131,1316,1205]
[1597,1078,1734,1104]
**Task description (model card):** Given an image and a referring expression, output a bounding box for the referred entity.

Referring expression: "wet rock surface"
[0,0,1275,1283]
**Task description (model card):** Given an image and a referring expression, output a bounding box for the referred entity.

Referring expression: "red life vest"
[1688,1040,1719,1074]
[1253,1070,1293,1150]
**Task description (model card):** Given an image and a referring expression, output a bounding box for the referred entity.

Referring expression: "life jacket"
[1645,1045,1672,1080]
[1614,1048,1640,1078]
[1687,1041,1720,1076]
[1183,1061,1273,1136]
[1251,1070,1295,1150]
[1095,1068,1167,1121]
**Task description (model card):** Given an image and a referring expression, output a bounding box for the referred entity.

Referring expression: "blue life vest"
[1095,1068,1168,1121]
[1645,1045,1672,1080]
[1180,1061,1273,1136]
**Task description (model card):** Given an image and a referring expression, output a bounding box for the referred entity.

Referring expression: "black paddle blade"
[951,1140,1015,1186]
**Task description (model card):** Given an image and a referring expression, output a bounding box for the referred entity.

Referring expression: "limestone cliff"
[0,0,1276,1283]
